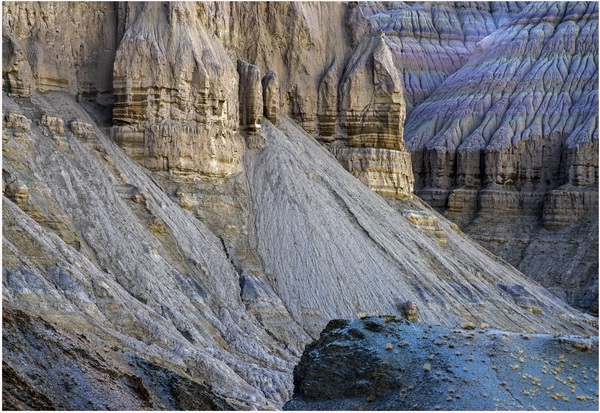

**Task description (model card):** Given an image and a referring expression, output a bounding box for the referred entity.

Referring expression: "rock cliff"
[402,1,599,314]
[2,1,598,410]
[285,317,599,411]
[331,32,414,198]
[112,2,243,178]
[2,1,117,102]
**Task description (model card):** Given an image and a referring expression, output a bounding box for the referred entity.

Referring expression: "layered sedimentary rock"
[361,1,528,113]
[188,1,351,135]
[262,70,279,126]
[330,33,414,198]
[2,1,117,103]
[285,317,599,411]
[3,89,596,408]
[237,60,262,133]
[2,30,32,97]
[2,93,296,409]
[244,117,595,337]
[403,1,599,313]
[149,2,529,200]
[112,2,243,178]
[194,2,416,198]
[320,1,526,199]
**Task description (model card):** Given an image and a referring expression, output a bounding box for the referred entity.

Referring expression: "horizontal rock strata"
[2,1,117,103]
[331,33,414,198]
[261,70,279,126]
[362,1,528,113]
[403,1,599,313]
[112,2,243,178]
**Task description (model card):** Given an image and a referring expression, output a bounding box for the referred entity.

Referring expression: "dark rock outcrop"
[285,317,599,411]
[2,306,237,411]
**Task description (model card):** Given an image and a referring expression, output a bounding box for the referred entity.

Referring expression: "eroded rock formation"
[361,1,528,112]
[262,70,279,126]
[330,33,414,198]
[2,1,117,102]
[237,59,262,134]
[2,1,598,410]
[402,1,599,313]
[113,2,243,178]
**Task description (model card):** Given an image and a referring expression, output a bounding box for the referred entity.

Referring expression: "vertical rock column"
[331,34,414,198]
[237,60,262,133]
[261,70,279,126]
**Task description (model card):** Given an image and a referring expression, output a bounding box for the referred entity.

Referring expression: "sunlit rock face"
[323,1,528,200]
[2,1,117,102]
[331,33,414,198]
[401,1,599,313]
[112,2,243,178]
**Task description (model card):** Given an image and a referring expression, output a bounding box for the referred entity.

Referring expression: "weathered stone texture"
[245,118,596,338]
[285,317,599,411]
[112,2,243,178]
[261,70,279,126]
[202,1,351,135]
[2,2,598,410]
[2,31,32,97]
[402,1,599,313]
[361,1,528,112]
[2,306,238,411]
[2,1,118,103]
[331,34,414,198]
[237,59,263,133]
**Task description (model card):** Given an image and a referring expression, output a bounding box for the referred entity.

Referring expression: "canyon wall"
[2,1,598,409]
[401,1,598,314]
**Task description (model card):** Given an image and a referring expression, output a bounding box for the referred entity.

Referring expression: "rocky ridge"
[360,1,529,113]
